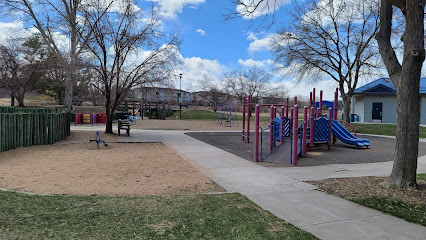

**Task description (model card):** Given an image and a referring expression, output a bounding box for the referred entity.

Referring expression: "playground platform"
[71,126,426,239]
[185,131,426,166]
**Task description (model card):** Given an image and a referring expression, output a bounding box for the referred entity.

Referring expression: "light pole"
[179,73,182,118]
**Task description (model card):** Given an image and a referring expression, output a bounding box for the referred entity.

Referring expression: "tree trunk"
[64,69,74,110]
[388,0,425,188]
[105,93,114,134]
[342,96,351,122]
[16,92,25,107]
[105,112,114,134]
[57,90,63,105]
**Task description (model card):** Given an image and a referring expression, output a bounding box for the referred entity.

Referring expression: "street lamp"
[179,73,182,118]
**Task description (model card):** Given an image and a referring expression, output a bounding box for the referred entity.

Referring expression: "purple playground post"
[309,107,314,151]
[269,105,274,152]
[328,108,332,150]
[334,88,338,120]
[302,106,308,157]
[309,92,312,108]
[280,106,285,143]
[292,105,299,166]
[290,107,294,133]
[286,98,289,118]
[313,88,316,110]
[242,96,246,141]
[247,95,251,143]
[318,90,323,117]
[294,96,297,105]
[254,104,260,162]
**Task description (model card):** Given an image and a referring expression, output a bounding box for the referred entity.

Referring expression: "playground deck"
[185,132,426,167]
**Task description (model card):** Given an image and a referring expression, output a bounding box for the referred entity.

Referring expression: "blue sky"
[0,0,342,100]
[139,0,340,99]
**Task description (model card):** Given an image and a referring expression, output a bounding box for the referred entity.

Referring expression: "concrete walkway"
[73,126,426,240]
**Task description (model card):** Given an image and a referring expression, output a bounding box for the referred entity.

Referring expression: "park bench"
[118,119,131,136]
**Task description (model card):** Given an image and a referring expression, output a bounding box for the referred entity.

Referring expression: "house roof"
[354,78,426,95]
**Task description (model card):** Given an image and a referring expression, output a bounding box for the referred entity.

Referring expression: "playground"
[186,131,426,167]
[0,131,222,196]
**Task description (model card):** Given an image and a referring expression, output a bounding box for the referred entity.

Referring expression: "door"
[372,102,383,122]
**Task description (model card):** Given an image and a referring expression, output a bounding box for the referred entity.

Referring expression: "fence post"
[254,104,260,162]
[302,106,308,157]
[292,105,299,166]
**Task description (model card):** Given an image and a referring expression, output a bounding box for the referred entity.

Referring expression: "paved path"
[73,126,426,240]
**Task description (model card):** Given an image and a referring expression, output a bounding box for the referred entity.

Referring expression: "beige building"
[138,87,192,104]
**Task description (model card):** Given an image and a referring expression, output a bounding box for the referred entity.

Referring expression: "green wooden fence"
[0,106,71,153]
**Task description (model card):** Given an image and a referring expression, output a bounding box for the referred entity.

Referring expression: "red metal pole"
[247,95,251,143]
[242,96,246,141]
[334,90,338,120]
[309,107,315,151]
[309,92,312,108]
[313,88,316,107]
[319,90,323,117]
[292,105,299,166]
[328,108,332,150]
[269,105,274,152]
[294,96,297,105]
[286,98,289,118]
[280,106,285,142]
[302,106,307,157]
[254,104,260,162]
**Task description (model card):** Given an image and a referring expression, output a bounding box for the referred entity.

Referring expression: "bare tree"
[1,0,113,109]
[270,0,381,122]
[0,41,39,107]
[376,0,425,188]
[197,74,230,112]
[84,0,182,133]
[224,66,272,104]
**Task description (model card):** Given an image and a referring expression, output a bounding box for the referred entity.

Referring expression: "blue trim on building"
[354,78,426,95]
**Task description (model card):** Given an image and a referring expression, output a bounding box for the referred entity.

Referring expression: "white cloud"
[0,21,32,44]
[236,0,290,19]
[148,0,205,19]
[302,0,380,26]
[196,29,206,36]
[179,57,227,91]
[238,58,274,67]
[246,32,276,52]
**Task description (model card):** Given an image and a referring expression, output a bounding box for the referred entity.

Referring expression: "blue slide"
[331,121,370,148]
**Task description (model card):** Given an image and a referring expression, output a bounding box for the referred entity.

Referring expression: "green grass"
[351,123,426,138]
[169,110,271,122]
[350,196,426,227]
[348,174,426,227]
[0,191,318,239]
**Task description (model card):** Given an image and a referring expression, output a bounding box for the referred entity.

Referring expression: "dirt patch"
[0,132,223,196]
[308,177,426,205]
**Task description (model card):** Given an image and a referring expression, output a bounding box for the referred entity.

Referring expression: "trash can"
[354,115,359,122]
[351,114,356,122]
